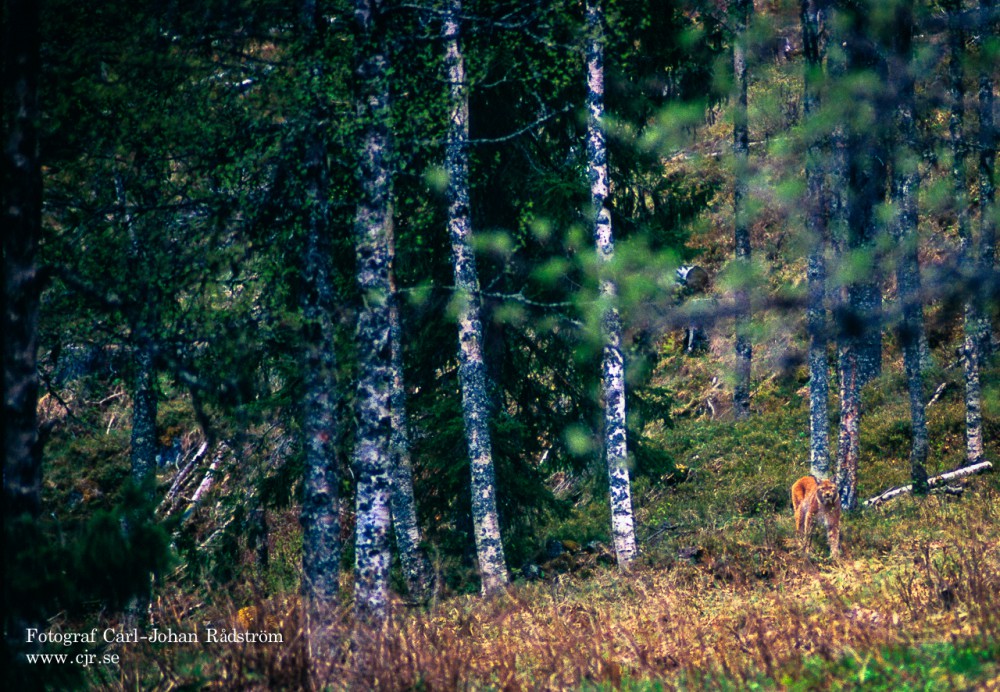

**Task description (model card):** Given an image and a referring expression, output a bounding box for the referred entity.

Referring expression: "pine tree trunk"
[443,0,509,595]
[387,208,432,602]
[587,0,637,568]
[353,0,394,619]
[115,170,159,490]
[116,171,160,489]
[2,0,42,520]
[732,0,753,421]
[129,345,158,485]
[116,171,158,626]
[889,0,929,495]
[948,0,986,466]
[801,0,830,479]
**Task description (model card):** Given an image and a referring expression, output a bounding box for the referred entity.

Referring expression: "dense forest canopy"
[3,0,998,687]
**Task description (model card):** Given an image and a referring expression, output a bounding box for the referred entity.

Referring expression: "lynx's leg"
[826,514,840,559]
[801,506,813,554]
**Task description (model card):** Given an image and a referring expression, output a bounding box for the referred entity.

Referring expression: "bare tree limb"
[469,104,576,144]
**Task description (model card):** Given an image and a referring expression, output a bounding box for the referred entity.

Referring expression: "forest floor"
[93,352,1000,691]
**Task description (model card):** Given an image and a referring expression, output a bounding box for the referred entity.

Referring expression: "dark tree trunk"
[801,0,830,479]
[948,0,986,466]
[587,0,637,568]
[3,0,43,522]
[113,153,167,497]
[129,344,158,486]
[889,0,929,495]
[732,0,753,421]
[114,169,159,627]
[117,171,160,491]
[443,0,509,594]
[353,0,394,620]
[3,0,43,670]
[387,209,433,602]
[299,0,343,660]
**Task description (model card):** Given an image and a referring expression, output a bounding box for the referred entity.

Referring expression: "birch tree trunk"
[299,0,343,656]
[889,0,929,495]
[353,0,394,620]
[826,12,858,510]
[836,351,860,510]
[300,159,341,658]
[834,6,889,509]
[732,0,754,421]
[978,0,996,358]
[387,207,432,602]
[801,0,830,479]
[587,0,637,569]
[825,8,862,510]
[838,8,886,390]
[948,0,986,466]
[443,0,509,594]
[2,0,42,521]
[299,0,342,663]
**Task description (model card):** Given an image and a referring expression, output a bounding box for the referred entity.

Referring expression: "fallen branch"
[926,381,951,407]
[161,441,209,513]
[644,522,684,544]
[864,461,993,507]
[180,441,230,523]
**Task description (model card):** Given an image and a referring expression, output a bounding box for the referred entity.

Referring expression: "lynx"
[791,475,841,558]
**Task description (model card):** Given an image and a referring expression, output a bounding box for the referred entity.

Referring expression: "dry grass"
[109,483,1000,691]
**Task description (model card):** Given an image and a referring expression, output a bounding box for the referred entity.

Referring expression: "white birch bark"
[889,1,929,494]
[947,0,986,466]
[352,0,394,620]
[296,4,344,664]
[732,0,753,421]
[801,0,830,480]
[443,0,509,594]
[387,207,433,601]
[978,0,996,356]
[587,0,637,568]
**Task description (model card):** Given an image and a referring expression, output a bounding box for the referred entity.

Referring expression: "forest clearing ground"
[126,448,1000,689]
[103,359,1000,689]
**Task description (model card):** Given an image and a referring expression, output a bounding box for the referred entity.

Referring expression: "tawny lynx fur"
[791,475,841,558]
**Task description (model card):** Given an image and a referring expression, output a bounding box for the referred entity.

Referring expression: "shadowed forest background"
[3,0,1000,688]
